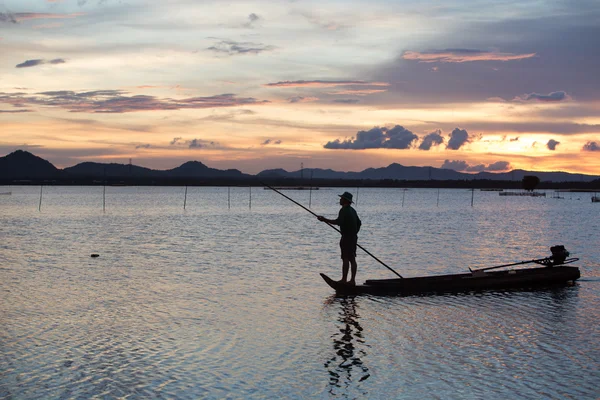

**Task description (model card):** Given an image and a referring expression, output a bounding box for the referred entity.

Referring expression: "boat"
[499,191,546,197]
[263,187,319,190]
[592,196,599,203]
[321,246,580,296]
[0,191,11,195]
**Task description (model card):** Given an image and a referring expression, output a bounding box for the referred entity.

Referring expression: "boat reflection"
[324,296,370,396]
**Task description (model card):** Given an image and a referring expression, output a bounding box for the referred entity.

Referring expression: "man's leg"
[341,258,350,282]
[349,259,357,285]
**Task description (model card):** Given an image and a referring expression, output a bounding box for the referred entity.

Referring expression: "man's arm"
[317,215,338,225]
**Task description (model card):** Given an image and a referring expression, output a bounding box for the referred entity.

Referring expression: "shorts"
[339,235,357,260]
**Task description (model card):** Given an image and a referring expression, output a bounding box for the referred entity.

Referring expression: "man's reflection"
[325,296,370,395]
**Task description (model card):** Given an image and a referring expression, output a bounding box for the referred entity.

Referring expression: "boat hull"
[320,266,580,296]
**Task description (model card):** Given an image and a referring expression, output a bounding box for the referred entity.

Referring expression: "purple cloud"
[446,128,470,150]
[516,91,571,102]
[324,125,418,150]
[547,139,560,150]
[0,90,269,113]
[583,141,600,151]
[419,130,444,150]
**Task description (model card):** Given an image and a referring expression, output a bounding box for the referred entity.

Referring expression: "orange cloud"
[403,49,536,63]
[264,80,389,88]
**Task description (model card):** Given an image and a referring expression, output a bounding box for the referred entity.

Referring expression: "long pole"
[262,182,403,278]
[184,185,188,210]
[38,185,43,212]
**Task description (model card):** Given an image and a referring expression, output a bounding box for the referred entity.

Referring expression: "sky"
[1,0,599,175]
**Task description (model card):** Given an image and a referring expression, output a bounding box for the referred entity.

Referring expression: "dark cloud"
[419,130,444,150]
[135,144,151,149]
[244,13,260,28]
[0,12,17,23]
[16,59,45,68]
[0,90,269,113]
[169,137,219,149]
[287,96,319,103]
[442,159,511,172]
[516,91,571,102]
[261,139,282,146]
[188,139,218,149]
[547,139,560,150]
[370,10,600,104]
[583,141,600,151]
[446,128,470,150]
[207,40,275,55]
[324,125,418,150]
[332,99,359,104]
[16,58,66,68]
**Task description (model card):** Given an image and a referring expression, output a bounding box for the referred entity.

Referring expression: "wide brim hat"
[338,192,353,203]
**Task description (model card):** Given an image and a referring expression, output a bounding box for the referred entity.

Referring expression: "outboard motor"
[550,245,569,265]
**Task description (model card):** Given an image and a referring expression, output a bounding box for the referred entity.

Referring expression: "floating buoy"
[91,254,99,258]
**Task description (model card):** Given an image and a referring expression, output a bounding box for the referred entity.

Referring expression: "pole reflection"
[324,296,370,396]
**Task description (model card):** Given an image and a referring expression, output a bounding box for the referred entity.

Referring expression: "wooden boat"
[321,246,580,296]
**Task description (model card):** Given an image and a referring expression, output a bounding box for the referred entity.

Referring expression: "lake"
[1,186,599,399]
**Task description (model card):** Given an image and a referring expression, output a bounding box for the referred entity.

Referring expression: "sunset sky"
[1,0,599,175]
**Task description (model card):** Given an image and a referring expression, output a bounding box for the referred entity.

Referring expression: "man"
[317,192,361,285]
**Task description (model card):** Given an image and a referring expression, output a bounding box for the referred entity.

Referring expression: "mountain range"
[1,150,599,184]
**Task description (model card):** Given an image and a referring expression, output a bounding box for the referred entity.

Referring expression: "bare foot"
[348,280,356,286]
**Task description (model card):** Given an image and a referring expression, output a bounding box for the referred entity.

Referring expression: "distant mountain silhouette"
[259,164,598,182]
[1,149,599,183]
[0,150,62,179]
[64,162,156,177]
[164,161,247,178]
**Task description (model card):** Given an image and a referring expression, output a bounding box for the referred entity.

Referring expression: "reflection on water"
[324,296,370,397]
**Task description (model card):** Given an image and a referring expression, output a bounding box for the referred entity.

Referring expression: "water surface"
[1,186,599,399]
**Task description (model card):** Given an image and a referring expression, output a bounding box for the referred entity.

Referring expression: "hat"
[338,191,353,203]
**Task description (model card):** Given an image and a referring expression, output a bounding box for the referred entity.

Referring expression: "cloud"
[583,141,600,151]
[16,58,66,68]
[547,139,560,150]
[419,130,444,150]
[261,139,282,146]
[402,49,536,63]
[327,89,388,96]
[442,159,511,172]
[0,90,269,113]
[264,80,389,88]
[0,109,31,113]
[332,99,359,104]
[188,139,218,149]
[515,91,571,102]
[0,12,84,23]
[169,137,219,149]
[244,13,260,28]
[287,96,319,103]
[324,125,418,150]
[135,144,151,149]
[446,128,470,150]
[207,40,275,55]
